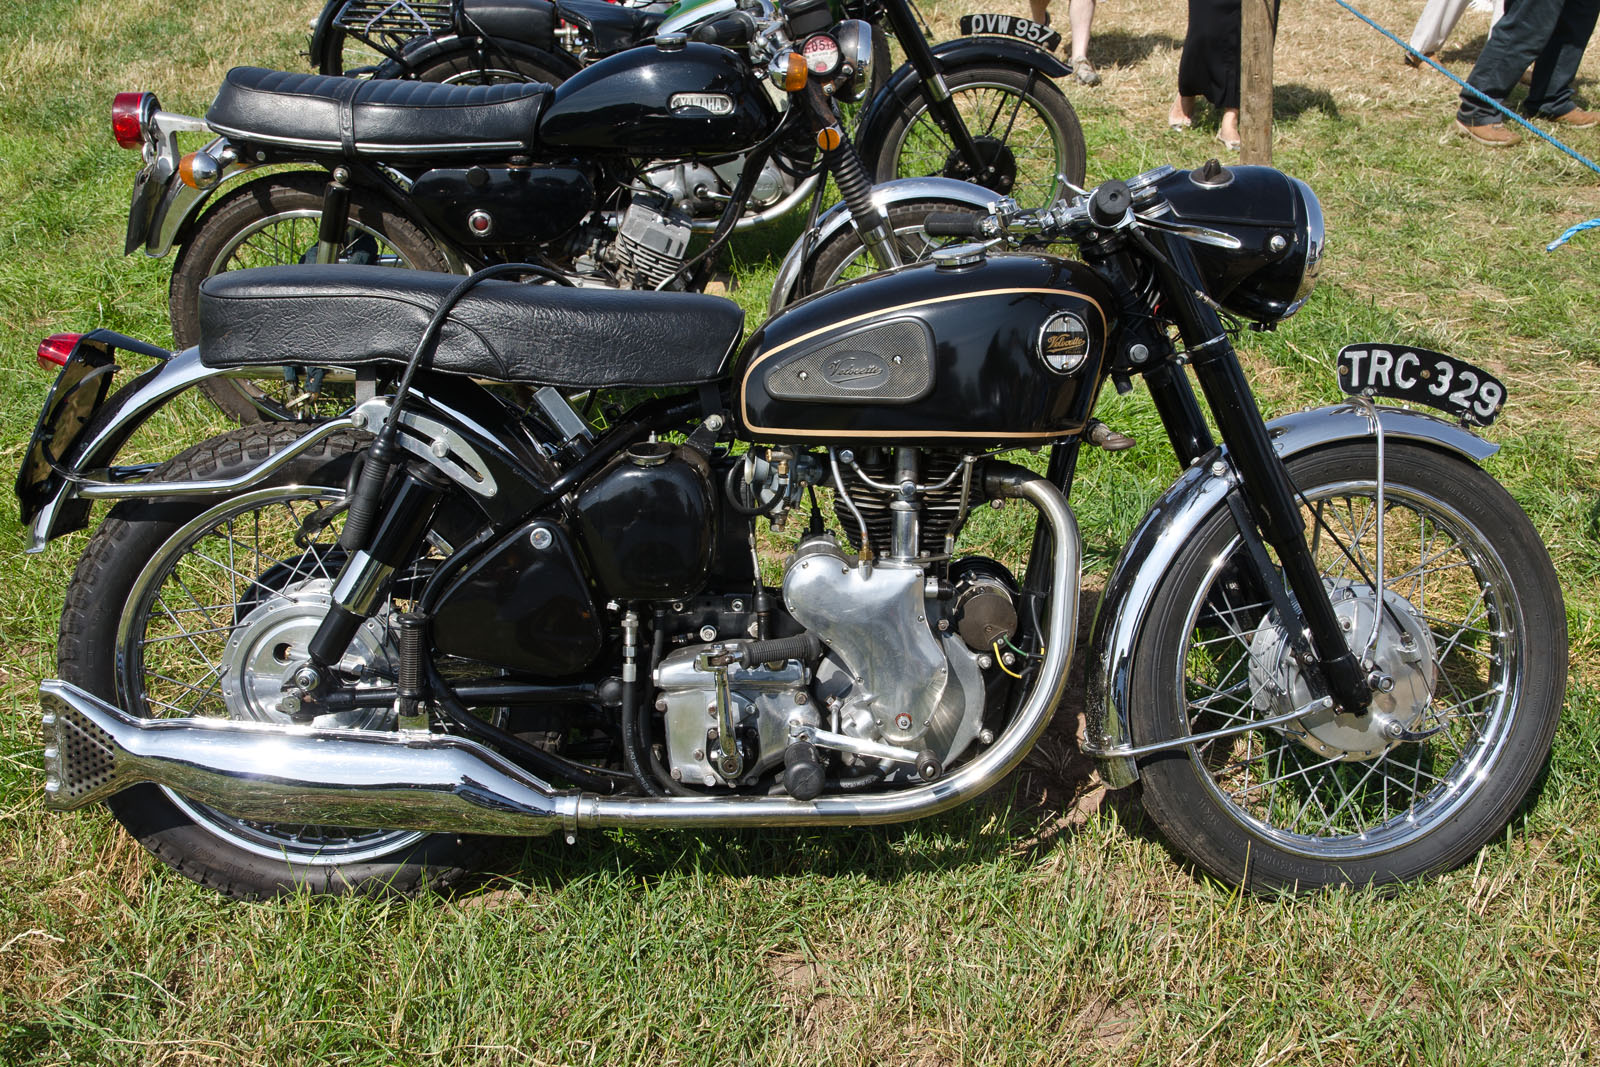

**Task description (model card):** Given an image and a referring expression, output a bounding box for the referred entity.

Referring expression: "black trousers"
[1458,0,1600,122]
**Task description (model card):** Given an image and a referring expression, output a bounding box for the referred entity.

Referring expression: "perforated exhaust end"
[41,690,129,811]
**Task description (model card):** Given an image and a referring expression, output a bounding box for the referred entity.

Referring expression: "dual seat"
[197,265,744,390]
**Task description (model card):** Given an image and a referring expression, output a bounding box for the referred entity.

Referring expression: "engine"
[653,446,1021,796]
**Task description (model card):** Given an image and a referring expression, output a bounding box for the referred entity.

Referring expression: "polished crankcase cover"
[574,442,716,601]
[539,43,777,156]
[783,537,947,748]
[735,254,1115,445]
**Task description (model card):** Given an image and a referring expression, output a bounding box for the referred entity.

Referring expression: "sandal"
[1215,132,1241,151]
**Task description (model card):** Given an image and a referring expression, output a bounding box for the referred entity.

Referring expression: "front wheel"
[1129,442,1566,893]
[868,66,1086,210]
[796,198,985,298]
[171,172,450,423]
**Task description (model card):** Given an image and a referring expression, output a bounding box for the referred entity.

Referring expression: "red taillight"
[37,333,83,371]
[111,92,152,149]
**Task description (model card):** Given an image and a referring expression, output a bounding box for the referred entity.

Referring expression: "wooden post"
[1240,0,1276,165]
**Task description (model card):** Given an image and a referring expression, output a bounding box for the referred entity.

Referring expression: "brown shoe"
[1404,50,1435,68]
[1550,108,1600,128]
[1454,118,1521,146]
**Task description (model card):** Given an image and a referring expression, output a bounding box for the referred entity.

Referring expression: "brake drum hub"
[1248,581,1438,761]
[219,580,395,730]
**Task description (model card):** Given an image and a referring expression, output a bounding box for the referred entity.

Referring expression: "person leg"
[1457,0,1566,124]
[1030,0,1050,25]
[1069,0,1100,84]
[1522,0,1600,117]
[1410,0,1475,55]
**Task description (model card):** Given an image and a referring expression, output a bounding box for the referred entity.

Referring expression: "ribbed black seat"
[555,0,664,53]
[197,265,744,389]
[206,67,550,158]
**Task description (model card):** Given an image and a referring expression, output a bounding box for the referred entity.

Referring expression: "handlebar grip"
[691,15,753,46]
[923,212,984,238]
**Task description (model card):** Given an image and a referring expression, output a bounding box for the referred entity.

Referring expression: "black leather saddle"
[197,265,744,390]
[206,67,550,159]
[555,0,665,54]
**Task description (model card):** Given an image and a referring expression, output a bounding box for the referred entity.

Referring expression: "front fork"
[804,83,902,272]
[876,0,994,184]
[1152,233,1372,714]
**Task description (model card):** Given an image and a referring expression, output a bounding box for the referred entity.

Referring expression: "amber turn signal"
[782,52,808,91]
[815,126,842,151]
[177,150,222,190]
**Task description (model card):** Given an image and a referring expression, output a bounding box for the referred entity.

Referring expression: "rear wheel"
[57,426,490,899]
[868,66,1086,210]
[1129,443,1566,893]
[171,172,449,423]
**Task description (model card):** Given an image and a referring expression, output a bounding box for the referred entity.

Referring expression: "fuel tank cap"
[656,32,688,50]
[932,242,988,269]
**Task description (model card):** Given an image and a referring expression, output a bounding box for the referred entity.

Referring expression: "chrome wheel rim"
[117,484,427,865]
[1175,477,1522,859]
[885,81,1070,209]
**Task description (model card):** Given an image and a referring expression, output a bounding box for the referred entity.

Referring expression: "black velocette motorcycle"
[118,4,1082,422]
[21,154,1565,897]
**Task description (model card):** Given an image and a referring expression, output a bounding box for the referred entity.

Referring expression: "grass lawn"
[2,0,1599,1062]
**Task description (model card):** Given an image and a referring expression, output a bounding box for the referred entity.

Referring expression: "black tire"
[313,4,452,78]
[58,425,490,899]
[171,173,449,423]
[796,198,986,299]
[867,66,1086,210]
[408,48,567,86]
[1129,442,1566,893]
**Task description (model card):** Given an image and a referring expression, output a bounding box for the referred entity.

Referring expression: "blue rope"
[1329,0,1600,249]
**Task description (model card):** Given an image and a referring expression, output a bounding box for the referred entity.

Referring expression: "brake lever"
[1134,212,1243,250]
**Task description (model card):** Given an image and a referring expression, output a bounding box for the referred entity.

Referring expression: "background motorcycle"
[312,0,1086,210]
[117,16,1021,421]
[21,152,1565,899]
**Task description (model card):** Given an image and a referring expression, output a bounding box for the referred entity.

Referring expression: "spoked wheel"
[869,66,1086,210]
[170,173,450,424]
[57,426,488,898]
[796,198,986,298]
[1130,442,1566,893]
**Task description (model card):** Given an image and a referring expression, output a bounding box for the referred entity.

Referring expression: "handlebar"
[692,13,756,47]
[923,213,985,238]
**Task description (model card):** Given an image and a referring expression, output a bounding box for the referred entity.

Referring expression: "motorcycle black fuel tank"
[736,253,1116,444]
[538,42,776,156]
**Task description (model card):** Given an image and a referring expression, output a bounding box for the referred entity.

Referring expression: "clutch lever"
[1134,212,1243,250]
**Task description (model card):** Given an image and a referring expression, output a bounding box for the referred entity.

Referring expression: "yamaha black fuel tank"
[735,252,1116,445]
[539,41,776,156]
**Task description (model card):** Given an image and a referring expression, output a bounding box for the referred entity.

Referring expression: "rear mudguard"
[23,344,541,551]
[853,37,1072,167]
[766,176,1002,314]
[1084,403,1499,788]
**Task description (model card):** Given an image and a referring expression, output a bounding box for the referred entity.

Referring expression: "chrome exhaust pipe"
[39,472,1077,836]
[40,681,579,836]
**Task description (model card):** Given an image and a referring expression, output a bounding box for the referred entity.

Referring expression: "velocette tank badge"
[669,93,735,115]
[1036,311,1090,373]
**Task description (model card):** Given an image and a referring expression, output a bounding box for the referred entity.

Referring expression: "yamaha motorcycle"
[21,149,1566,898]
[120,5,1082,423]
[312,0,1083,207]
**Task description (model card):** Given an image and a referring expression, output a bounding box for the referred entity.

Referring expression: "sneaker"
[1072,58,1101,87]
[1454,118,1521,146]
[1550,108,1600,128]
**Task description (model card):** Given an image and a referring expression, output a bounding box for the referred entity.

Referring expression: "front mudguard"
[765,176,1003,315]
[853,37,1072,167]
[1084,403,1500,788]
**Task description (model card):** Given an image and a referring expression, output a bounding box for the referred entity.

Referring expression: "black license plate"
[125,163,160,255]
[15,339,117,524]
[1336,344,1506,427]
[959,13,1062,52]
